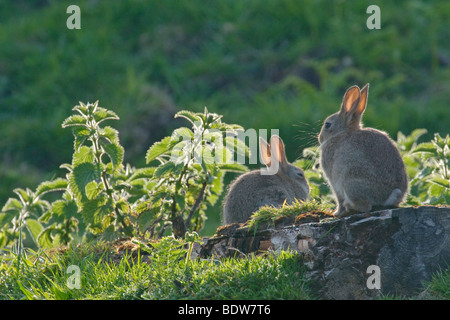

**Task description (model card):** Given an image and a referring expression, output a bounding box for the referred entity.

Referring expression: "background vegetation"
[0,0,448,301]
[0,0,448,234]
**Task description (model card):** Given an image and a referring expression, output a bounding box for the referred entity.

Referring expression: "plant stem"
[185,180,207,230]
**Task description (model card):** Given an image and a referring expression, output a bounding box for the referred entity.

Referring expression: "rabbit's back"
[222,170,296,224]
[321,128,407,205]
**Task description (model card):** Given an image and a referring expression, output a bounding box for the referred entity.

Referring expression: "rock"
[198,206,450,299]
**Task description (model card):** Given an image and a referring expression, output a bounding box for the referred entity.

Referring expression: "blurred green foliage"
[0,0,448,230]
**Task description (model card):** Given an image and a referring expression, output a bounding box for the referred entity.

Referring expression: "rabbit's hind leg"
[343,189,372,214]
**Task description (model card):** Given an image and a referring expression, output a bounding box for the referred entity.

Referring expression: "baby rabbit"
[318,83,408,217]
[222,135,309,224]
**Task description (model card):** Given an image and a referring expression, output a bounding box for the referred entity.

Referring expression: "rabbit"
[222,135,310,224]
[318,83,408,218]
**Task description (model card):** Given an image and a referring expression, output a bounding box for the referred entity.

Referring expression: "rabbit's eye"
[325,122,332,129]
[296,171,304,178]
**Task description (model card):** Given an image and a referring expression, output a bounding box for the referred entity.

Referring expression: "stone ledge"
[197,206,450,299]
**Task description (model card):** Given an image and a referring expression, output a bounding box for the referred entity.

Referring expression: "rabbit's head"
[259,135,309,198]
[319,84,369,145]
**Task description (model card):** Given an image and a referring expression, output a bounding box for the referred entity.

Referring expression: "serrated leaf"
[429,176,450,189]
[137,207,159,232]
[62,114,86,128]
[68,162,101,204]
[172,127,194,140]
[199,146,216,173]
[99,126,120,145]
[208,171,224,206]
[127,167,156,181]
[72,146,95,165]
[224,136,250,159]
[218,163,248,172]
[85,181,101,200]
[73,102,88,116]
[1,198,23,215]
[25,219,43,246]
[175,110,201,125]
[146,136,172,164]
[38,226,56,248]
[81,196,113,230]
[13,188,32,204]
[35,178,68,198]
[213,145,232,164]
[210,122,243,133]
[102,142,124,171]
[0,213,15,229]
[72,126,91,150]
[412,142,437,154]
[93,107,119,124]
[154,161,176,178]
[428,183,445,199]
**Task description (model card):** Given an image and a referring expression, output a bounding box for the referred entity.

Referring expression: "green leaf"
[72,126,92,150]
[81,196,113,231]
[213,145,233,164]
[224,136,251,159]
[13,188,32,204]
[72,146,95,166]
[102,142,124,171]
[85,181,101,200]
[62,115,86,128]
[154,161,176,178]
[433,133,448,149]
[93,107,119,124]
[73,102,88,116]
[38,226,56,248]
[53,200,78,220]
[412,142,437,154]
[396,129,427,152]
[127,167,156,181]
[196,145,216,173]
[0,213,15,229]
[137,207,159,233]
[210,122,244,133]
[146,136,172,164]
[172,127,194,140]
[68,162,101,204]
[25,219,43,246]
[175,110,201,126]
[208,171,224,205]
[218,163,248,172]
[35,178,68,198]
[99,126,120,145]
[428,183,445,200]
[1,198,23,217]
[429,176,450,189]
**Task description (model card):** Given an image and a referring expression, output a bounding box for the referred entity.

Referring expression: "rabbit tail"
[384,188,404,207]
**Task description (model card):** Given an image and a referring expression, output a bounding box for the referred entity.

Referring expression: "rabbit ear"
[355,83,369,115]
[340,85,361,115]
[270,135,287,165]
[259,137,272,167]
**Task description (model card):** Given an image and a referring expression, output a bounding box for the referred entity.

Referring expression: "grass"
[0,239,312,300]
[247,199,334,230]
[1,238,448,300]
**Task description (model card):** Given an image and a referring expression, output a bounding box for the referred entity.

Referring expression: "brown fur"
[318,84,408,217]
[222,135,309,224]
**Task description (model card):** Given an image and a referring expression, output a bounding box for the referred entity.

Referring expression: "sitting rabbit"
[318,83,408,217]
[222,135,309,224]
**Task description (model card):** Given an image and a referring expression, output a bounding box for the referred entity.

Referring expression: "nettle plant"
[0,102,248,249]
[142,108,249,238]
[398,129,450,205]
